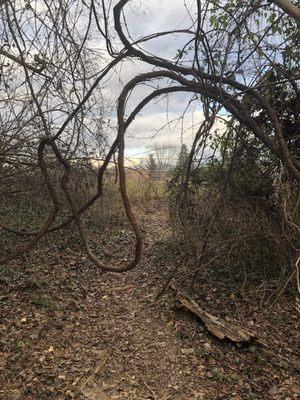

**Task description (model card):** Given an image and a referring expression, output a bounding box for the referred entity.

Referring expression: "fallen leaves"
[269,377,300,399]
[0,206,299,400]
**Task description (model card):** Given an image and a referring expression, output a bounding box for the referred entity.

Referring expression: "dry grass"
[0,168,167,264]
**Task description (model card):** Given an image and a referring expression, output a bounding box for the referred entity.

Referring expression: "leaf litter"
[0,203,299,399]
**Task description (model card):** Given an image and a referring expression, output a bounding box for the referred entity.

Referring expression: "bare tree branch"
[272,0,300,22]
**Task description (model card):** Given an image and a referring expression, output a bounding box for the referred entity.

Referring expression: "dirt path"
[1,204,210,399]
[74,205,211,399]
[1,204,299,399]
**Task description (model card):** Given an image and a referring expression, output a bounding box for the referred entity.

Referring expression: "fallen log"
[171,285,255,343]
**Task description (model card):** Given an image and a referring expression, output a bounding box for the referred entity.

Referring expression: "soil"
[0,203,299,399]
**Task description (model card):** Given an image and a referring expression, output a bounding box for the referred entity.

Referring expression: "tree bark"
[272,0,300,22]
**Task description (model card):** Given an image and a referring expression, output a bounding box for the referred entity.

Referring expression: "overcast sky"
[95,0,226,162]
[1,0,227,165]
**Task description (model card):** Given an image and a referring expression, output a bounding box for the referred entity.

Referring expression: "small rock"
[180,348,195,355]
[203,342,212,353]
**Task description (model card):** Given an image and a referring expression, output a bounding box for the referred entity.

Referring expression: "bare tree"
[1,0,299,283]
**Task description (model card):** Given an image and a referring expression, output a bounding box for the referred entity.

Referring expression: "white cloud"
[124,110,227,158]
